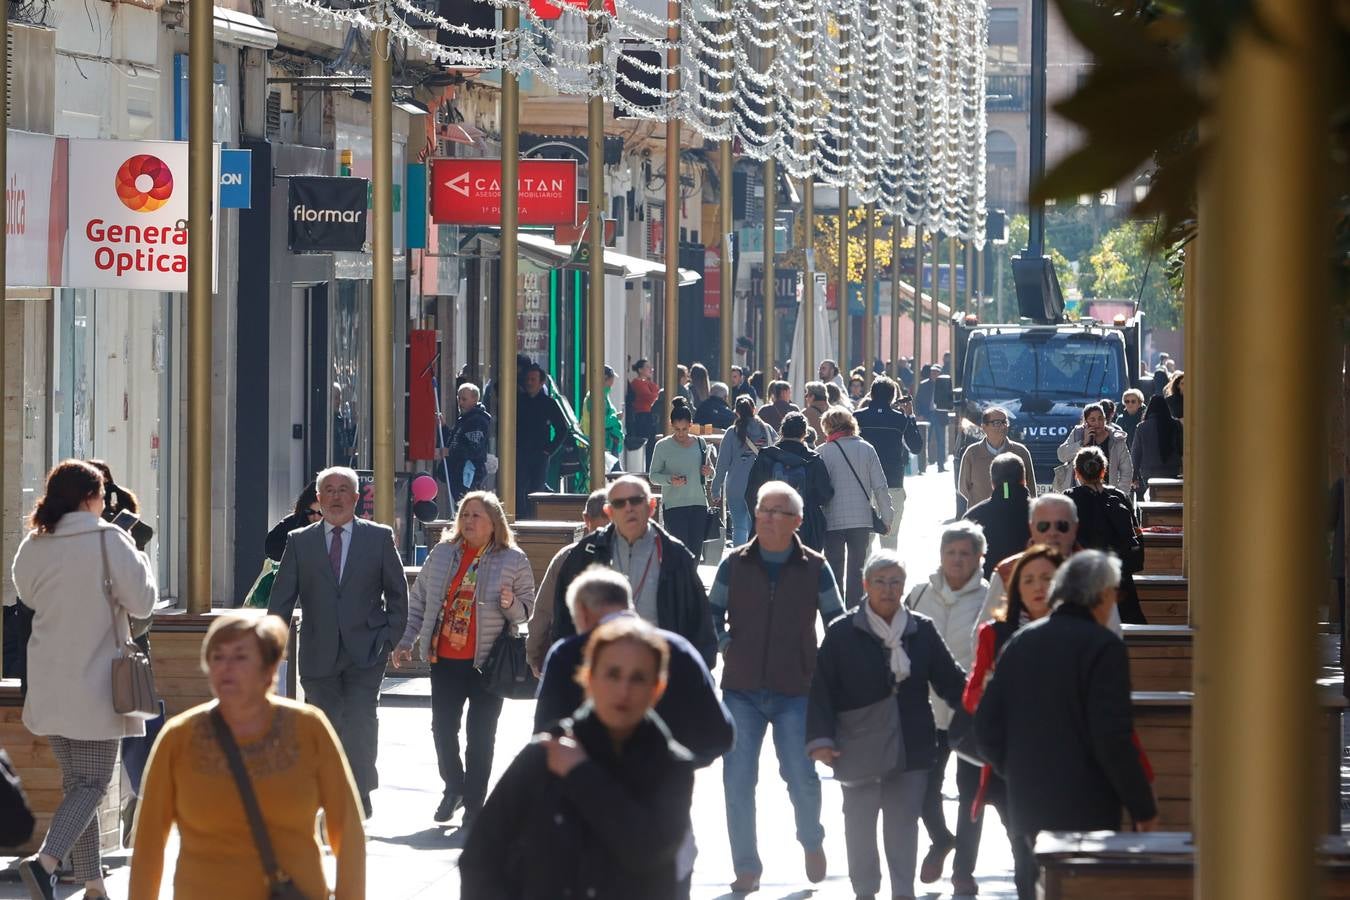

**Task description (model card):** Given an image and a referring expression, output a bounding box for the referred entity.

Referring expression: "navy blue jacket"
[854,404,924,487]
[534,616,734,768]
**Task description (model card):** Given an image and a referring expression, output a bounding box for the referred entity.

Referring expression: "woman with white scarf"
[806,550,968,900]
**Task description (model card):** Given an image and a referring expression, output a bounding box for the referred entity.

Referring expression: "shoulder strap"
[99,531,128,654]
[211,709,287,886]
[696,436,708,485]
[831,440,871,497]
[906,583,928,611]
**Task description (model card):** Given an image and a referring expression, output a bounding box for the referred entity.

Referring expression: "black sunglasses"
[1035,520,1072,534]
[305,509,322,518]
[609,495,648,509]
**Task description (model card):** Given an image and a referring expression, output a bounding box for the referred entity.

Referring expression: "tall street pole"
[187,0,213,611]
[718,0,734,383]
[929,230,939,367]
[802,178,814,376]
[1194,0,1325,896]
[947,236,957,322]
[890,216,901,375]
[837,187,848,369]
[498,4,520,516]
[1026,0,1047,258]
[862,202,875,382]
[371,16,395,527]
[912,223,923,386]
[763,160,776,377]
[587,0,607,485]
[662,0,681,431]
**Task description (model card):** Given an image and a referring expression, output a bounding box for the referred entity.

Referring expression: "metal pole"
[929,230,939,366]
[0,0,7,652]
[1194,1,1325,896]
[187,0,213,611]
[964,240,974,312]
[587,1,606,485]
[912,223,923,385]
[837,187,848,369]
[662,0,680,433]
[1027,0,1047,258]
[718,0,734,384]
[803,176,815,377]
[371,18,395,528]
[975,242,985,313]
[890,216,901,375]
[947,236,957,321]
[498,5,520,516]
[863,202,875,383]
[763,159,776,379]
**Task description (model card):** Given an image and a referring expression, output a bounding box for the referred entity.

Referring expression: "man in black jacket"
[550,476,718,667]
[975,550,1158,900]
[443,383,493,506]
[516,364,570,515]
[854,377,924,550]
[694,382,736,429]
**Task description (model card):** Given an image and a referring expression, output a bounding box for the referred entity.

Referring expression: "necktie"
[329,525,344,580]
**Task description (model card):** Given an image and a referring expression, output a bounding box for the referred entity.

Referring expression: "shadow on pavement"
[369,825,469,850]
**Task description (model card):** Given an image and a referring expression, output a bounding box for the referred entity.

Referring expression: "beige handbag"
[101,532,160,719]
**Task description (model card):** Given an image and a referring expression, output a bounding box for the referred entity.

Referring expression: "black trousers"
[663,505,707,564]
[430,658,504,813]
[919,731,984,878]
[516,452,551,517]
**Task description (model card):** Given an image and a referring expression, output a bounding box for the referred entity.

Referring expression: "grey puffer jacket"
[400,539,535,668]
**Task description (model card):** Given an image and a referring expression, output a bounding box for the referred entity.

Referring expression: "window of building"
[987,131,1017,169]
[987,8,1019,64]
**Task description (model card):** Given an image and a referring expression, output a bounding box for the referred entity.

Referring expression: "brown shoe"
[919,838,954,883]
[805,847,828,883]
[729,872,761,893]
[952,873,979,895]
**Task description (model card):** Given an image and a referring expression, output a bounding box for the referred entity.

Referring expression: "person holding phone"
[648,398,715,562]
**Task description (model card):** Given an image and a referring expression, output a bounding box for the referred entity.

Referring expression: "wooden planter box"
[149,609,301,716]
[1142,532,1184,576]
[1147,478,1184,504]
[1124,625,1194,693]
[1139,502,1184,529]
[528,492,590,523]
[513,521,585,591]
[1135,575,1188,624]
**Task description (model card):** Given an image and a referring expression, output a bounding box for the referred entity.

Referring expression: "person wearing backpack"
[711,397,778,546]
[854,377,925,550]
[744,412,834,551]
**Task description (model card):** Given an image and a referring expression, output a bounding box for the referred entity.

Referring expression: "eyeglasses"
[1035,520,1073,534]
[608,495,648,509]
[868,578,906,590]
[757,507,798,519]
[984,419,1009,427]
[305,509,322,518]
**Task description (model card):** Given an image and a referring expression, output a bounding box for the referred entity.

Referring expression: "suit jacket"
[269,517,409,678]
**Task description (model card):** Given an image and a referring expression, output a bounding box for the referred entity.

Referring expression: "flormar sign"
[430,158,578,227]
[67,139,218,292]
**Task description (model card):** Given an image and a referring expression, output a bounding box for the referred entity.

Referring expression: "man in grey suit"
[269,465,408,818]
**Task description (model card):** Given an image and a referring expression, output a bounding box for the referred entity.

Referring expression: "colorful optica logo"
[114,155,173,213]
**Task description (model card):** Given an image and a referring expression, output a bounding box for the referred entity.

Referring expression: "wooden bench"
[1141,532,1184,576]
[1125,626,1340,693]
[528,492,590,522]
[150,608,302,715]
[513,521,585,590]
[0,681,122,856]
[1147,478,1184,504]
[1036,831,1350,899]
[1138,502,1183,529]
[1135,575,1188,624]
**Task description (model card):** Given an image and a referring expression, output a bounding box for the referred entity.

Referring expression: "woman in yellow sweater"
[130,613,365,899]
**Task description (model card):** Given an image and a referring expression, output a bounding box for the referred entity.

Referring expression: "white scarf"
[864,604,912,682]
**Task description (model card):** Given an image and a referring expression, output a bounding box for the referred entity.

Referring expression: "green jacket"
[582,388,625,456]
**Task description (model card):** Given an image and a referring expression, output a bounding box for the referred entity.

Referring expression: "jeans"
[925,414,948,469]
[880,486,907,551]
[727,497,753,547]
[919,733,985,878]
[430,657,505,812]
[841,768,928,898]
[663,505,707,564]
[722,690,824,875]
[824,527,873,610]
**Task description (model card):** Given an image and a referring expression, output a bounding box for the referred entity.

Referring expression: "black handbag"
[211,710,310,900]
[480,628,540,700]
[831,442,889,535]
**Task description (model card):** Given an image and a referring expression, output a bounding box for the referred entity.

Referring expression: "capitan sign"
[430,158,578,227]
[67,139,218,292]
[288,176,370,252]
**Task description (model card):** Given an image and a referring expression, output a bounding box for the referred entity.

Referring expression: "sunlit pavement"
[0,463,1020,898]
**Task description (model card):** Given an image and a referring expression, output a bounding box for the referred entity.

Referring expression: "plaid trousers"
[42,736,118,881]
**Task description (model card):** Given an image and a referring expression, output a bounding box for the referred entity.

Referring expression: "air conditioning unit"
[7,24,56,134]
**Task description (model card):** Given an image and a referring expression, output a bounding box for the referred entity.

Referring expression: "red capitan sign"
[430,158,579,227]
[528,0,615,20]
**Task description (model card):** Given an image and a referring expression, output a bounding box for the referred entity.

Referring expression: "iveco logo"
[445,172,471,197]
[1021,426,1070,438]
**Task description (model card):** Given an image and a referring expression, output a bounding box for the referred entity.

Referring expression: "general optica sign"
[430,158,578,227]
[66,139,218,292]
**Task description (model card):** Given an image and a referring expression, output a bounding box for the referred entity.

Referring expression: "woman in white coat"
[11,459,158,900]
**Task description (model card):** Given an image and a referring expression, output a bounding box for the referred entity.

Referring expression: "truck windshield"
[967,334,1123,402]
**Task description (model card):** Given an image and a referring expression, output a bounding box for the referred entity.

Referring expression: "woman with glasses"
[265,484,321,563]
[806,550,967,900]
[1067,447,1146,623]
[957,406,1037,509]
[1117,389,1145,445]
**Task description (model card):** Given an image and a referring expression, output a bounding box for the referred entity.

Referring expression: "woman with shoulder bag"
[818,407,894,610]
[130,613,365,900]
[711,396,778,546]
[648,397,716,561]
[1067,447,1147,623]
[391,491,536,827]
[12,460,157,900]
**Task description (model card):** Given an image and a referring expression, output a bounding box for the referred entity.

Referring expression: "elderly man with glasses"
[548,475,717,668]
[957,405,1037,509]
[708,481,845,893]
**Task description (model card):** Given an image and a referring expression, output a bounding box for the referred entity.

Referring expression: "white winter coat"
[12,512,159,739]
[905,569,987,730]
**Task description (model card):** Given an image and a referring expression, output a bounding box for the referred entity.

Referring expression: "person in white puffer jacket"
[904,521,989,895]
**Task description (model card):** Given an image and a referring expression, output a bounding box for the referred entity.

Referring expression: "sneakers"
[433,793,463,824]
[919,837,955,884]
[952,873,979,895]
[728,872,761,893]
[804,847,828,883]
[19,857,57,900]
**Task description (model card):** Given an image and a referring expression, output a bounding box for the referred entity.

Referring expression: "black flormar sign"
[288,176,369,252]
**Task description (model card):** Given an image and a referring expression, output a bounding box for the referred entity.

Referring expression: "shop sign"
[288,176,369,252]
[751,265,799,310]
[528,0,615,20]
[67,139,218,292]
[6,130,67,289]
[218,149,252,209]
[703,246,720,317]
[430,158,578,227]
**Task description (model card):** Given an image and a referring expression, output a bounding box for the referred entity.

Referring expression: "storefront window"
[330,281,370,469]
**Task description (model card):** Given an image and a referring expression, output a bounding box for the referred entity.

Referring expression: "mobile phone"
[112,510,139,532]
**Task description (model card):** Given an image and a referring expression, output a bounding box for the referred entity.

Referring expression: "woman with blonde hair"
[392,491,536,826]
[130,613,365,899]
[817,407,894,609]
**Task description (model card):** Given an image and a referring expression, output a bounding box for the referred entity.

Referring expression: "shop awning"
[214,7,278,50]
[517,233,701,285]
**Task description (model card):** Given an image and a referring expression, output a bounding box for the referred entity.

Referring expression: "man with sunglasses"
[957,406,1037,509]
[548,475,717,668]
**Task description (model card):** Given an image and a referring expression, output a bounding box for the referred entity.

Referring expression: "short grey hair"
[316,466,359,494]
[458,383,481,401]
[710,381,730,399]
[1049,550,1121,610]
[941,520,986,558]
[583,489,609,521]
[862,549,906,583]
[1030,492,1078,524]
[755,480,804,516]
[606,474,651,501]
[565,565,632,620]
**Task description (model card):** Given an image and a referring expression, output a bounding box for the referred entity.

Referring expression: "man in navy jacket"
[854,376,924,548]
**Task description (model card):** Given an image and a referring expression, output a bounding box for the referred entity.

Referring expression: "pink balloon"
[411,474,439,503]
